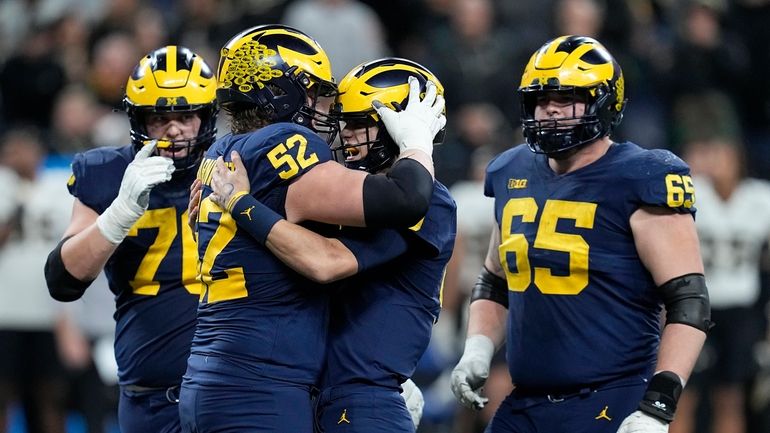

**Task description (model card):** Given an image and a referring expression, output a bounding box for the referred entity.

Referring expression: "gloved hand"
[96,140,174,244]
[373,76,446,157]
[400,378,424,429]
[450,334,495,410]
[616,410,669,433]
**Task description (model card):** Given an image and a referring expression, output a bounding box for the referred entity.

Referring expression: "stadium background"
[0,0,769,432]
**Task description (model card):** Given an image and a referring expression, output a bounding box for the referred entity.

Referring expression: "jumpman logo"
[595,406,612,421]
[240,205,255,221]
[337,408,350,424]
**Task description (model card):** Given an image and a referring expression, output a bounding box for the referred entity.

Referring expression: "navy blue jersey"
[69,145,200,387]
[484,142,696,389]
[190,123,333,386]
[322,182,457,389]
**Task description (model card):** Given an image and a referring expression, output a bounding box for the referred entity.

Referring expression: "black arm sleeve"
[362,158,433,228]
[44,235,95,302]
[658,273,713,333]
[470,267,509,308]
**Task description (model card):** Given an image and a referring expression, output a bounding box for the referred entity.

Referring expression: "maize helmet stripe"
[337,58,443,121]
[127,45,215,107]
[521,36,617,90]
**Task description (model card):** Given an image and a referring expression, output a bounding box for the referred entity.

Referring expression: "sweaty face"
[533,91,587,125]
[144,112,202,158]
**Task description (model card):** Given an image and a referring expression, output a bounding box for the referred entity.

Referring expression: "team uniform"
[69,146,200,433]
[316,182,456,433]
[179,123,334,432]
[483,141,695,433]
[691,176,770,385]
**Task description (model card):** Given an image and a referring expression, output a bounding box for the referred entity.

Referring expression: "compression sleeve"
[362,158,433,228]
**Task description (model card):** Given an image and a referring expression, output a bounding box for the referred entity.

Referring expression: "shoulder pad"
[484,144,531,198]
[619,146,695,214]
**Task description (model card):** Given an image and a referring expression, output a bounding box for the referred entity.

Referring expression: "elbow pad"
[44,236,94,302]
[658,273,713,333]
[362,158,433,228]
[470,267,509,308]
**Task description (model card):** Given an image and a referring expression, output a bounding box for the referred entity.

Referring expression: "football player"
[202,58,456,432]
[44,46,217,433]
[178,26,446,432]
[449,35,711,433]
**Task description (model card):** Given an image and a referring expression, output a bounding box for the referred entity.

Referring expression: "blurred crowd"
[0,0,769,432]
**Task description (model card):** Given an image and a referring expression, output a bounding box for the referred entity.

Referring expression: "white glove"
[616,410,669,433]
[373,76,446,157]
[450,334,495,410]
[400,378,424,429]
[96,140,174,244]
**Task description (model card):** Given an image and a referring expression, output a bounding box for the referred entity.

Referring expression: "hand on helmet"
[373,76,446,157]
[97,140,175,244]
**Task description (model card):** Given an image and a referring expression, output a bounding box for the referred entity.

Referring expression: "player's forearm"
[656,323,706,384]
[265,220,358,283]
[466,300,507,349]
[397,149,434,179]
[60,225,119,280]
[229,193,358,283]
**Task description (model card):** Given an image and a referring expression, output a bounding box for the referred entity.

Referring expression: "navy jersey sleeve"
[484,153,504,198]
[406,182,457,257]
[629,149,696,215]
[338,183,456,270]
[338,228,410,272]
[68,146,132,214]
[484,147,520,199]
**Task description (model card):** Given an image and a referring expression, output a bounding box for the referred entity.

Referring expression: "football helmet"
[332,57,445,173]
[518,35,626,155]
[124,45,218,171]
[216,24,338,139]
